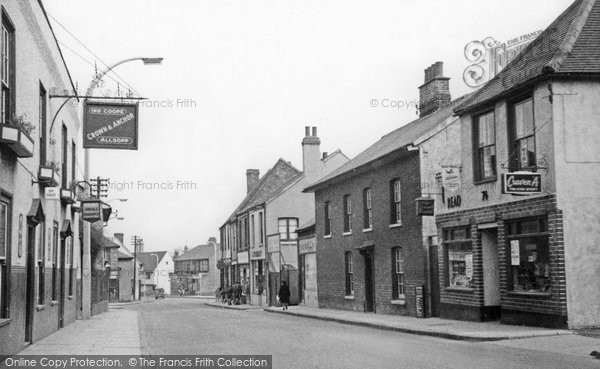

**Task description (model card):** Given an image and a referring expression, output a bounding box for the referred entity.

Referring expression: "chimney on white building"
[418,61,451,118]
[302,126,321,181]
[246,169,260,193]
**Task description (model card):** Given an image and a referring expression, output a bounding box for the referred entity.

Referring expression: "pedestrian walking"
[278,281,291,310]
[215,287,222,303]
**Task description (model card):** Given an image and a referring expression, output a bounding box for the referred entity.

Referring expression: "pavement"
[204,301,264,310]
[19,308,142,355]
[263,305,574,342]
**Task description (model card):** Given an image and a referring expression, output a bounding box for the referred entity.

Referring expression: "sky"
[43,0,574,253]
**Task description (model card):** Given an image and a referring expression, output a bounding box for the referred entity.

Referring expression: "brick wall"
[315,153,426,316]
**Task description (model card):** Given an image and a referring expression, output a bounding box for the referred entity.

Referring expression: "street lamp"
[81,57,163,319]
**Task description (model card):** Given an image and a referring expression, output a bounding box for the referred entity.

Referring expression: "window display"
[444,227,473,288]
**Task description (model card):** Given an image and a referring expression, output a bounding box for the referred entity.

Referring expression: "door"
[428,244,440,317]
[59,237,66,328]
[363,251,374,312]
[482,229,500,307]
[25,225,36,343]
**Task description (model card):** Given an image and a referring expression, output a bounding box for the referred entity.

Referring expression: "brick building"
[305,63,461,316]
[432,0,600,329]
[0,0,85,354]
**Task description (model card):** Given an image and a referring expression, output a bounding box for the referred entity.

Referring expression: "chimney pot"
[322,152,328,159]
[312,127,317,137]
[305,126,310,137]
[419,61,451,118]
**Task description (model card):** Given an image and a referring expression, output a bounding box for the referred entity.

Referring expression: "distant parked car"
[155,288,165,299]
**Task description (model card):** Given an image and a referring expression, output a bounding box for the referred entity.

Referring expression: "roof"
[304,97,467,192]
[222,159,302,225]
[457,0,600,113]
[175,242,219,261]
[137,251,168,271]
[90,226,120,249]
[117,251,133,260]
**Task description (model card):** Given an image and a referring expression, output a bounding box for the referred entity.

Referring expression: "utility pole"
[131,236,143,300]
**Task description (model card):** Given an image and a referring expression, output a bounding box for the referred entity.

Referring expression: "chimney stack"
[208,237,217,243]
[418,61,451,118]
[302,126,321,181]
[246,169,260,193]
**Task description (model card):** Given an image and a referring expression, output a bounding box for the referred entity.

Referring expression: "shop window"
[38,223,45,305]
[52,222,58,301]
[253,260,264,294]
[345,251,353,296]
[444,227,473,289]
[0,196,10,318]
[392,247,405,299]
[1,12,14,125]
[390,179,401,225]
[509,97,536,170]
[324,202,331,236]
[473,110,496,181]
[278,218,298,241]
[363,188,372,229]
[343,195,352,233]
[506,217,550,293]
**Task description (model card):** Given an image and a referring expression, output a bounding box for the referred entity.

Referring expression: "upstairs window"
[363,188,372,229]
[390,179,401,225]
[198,259,209,273]
[473,110,496,181]
[258,212,264,244]
[278,218,298,241]
[324,202,331,236]
[39,84,47,166]
[510,97,536,170]
[1,13,14,125]
[343,195,352,233]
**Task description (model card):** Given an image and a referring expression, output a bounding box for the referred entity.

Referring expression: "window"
[52,222,58,301]
[363,188,372,229]
[39,84,47,166]
[198,259,209,273]
[345,251,353,296]
[510,97,536,170]
[1,14,14,125]
[324,202,331,236]
[278,218,298,241]
[38,223,45,305]
[473,110,496,181]
[444,227,473,289]
[343,195,352,233]
[506,217,550,293]
[62,125,68,188]
[258,212,264,244]
[390,179,401,224]
[392,247,405,299]
[0,196,10,318]
[250,215,255,247]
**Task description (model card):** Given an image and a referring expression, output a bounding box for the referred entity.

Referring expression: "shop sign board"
[44,187,60,200]
[299,237,316,255]
[415,197,435,216]
[83,102,138,150]
[502,172,541,194]
[82,200,102,223]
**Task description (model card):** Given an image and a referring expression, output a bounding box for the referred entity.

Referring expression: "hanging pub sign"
[83,101,138,150]
[502,172,542,194]
[44,187,60,200]
[81,199,103,223]
[415,197,435,216]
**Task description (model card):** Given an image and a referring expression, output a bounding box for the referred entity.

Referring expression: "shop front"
[250,248,266,306]
[297,223,318,308]
[436,195,567,328]
[236,251,250,303]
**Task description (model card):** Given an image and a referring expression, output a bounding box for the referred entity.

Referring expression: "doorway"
[428,243,440,317]
[25,225,36,343]
[362,251,375,312]
[481,228,500,320]
[59,237,66,328]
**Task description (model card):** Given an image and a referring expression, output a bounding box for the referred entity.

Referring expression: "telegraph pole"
[131,236,143,300]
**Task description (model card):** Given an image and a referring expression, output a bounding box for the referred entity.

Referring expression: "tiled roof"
[222,159,302,224]
[117,251,133,260]
[90,226,120,249]
[175,242,218,261]
[137,251,168,271]
[304,97,466,192]
[457,0,600,113]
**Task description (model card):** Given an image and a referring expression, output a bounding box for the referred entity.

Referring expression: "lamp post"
[81,58,162,319]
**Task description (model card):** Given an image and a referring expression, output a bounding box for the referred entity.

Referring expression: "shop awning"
[26,198,45,225]
[60,219,72,238]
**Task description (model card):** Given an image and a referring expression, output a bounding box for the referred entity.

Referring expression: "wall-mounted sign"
[251,249,264,260]
[81,200,102,223]
[299,237,316,255]
[44,187,60,200]
[415,197,435,216]
[415,286,425,318]
[442,165,461,192]
[502,172,541,195]
[237,251,249,264]
[447,195,462,209]
[510,240,520,265]
[83,102,138,150]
